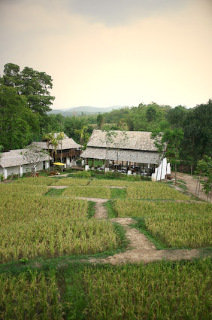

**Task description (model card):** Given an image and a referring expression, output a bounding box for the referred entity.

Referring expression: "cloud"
[1,0,191,26]
[66,0,191,25]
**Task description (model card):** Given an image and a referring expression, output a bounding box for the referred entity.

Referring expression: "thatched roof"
[0,149,51,168]
[81,147,160,164]
[87,130,158,151]
[32,138,81,150]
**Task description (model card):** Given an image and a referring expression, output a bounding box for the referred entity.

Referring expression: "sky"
[0,0,211,109]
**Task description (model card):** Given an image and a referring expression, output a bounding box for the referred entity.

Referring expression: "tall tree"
[97,114,104,129]
[181,100,212,166]
[1,63,55,116]
[0,86,39,151]
[152,123,184,183]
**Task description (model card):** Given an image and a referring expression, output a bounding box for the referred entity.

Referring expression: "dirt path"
[177,172,212,203]
[73,197,212,264]
[75,197,108,219]
[48,186,68,189]
[89,218,211,264]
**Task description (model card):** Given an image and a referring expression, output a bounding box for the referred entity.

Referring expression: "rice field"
[127,182,190,200]
[0,193,119,263]
[1,260,210,320]
[90,179,129,187]
[70,259,212,320]
[0,175,212,319]
[0,270,63,320]
[0,183,48,196]
[53,177,90,186]
[114,200,212,248]
[63,186,111,199]
[14,176,59,186]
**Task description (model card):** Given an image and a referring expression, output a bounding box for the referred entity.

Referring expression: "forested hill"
[49,106,123,116]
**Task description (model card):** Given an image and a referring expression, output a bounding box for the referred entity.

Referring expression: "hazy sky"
[0,0,211,109]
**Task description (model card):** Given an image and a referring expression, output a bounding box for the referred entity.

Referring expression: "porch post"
[3,168,8,180]
[20,165,23,177]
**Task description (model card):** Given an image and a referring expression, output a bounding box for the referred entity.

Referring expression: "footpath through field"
[76,196,212,265]
[177,172,212,203]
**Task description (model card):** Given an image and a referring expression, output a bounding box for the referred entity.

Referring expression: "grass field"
[0,174,211,319]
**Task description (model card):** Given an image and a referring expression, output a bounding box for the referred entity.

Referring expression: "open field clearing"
[114,200,212,248]
[0,270,63,320]
[63,186,111,199]
[127,183,191,200]
[0,195,119,263]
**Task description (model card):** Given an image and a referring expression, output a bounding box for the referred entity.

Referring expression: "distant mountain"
[49,106,123,116]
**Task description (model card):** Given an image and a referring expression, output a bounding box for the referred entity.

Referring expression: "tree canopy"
[1,63,54,115]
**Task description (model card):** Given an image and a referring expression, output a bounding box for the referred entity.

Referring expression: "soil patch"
[48,186,68,189]
[75,197,108,219]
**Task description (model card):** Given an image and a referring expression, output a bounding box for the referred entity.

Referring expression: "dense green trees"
[1,62,211,169]
[0,86,39,151]
[0,63,55,151]
[1,63,54,115]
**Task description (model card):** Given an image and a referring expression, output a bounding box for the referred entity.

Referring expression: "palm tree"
[43,132,55,170]
[57,132,65,163]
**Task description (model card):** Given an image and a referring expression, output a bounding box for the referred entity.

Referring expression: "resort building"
[32,133,81,167]
[0,149,51,180]
[81,130,170,180]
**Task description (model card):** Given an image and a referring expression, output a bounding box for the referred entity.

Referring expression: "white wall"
[152,158,171,181]
[1,161,46,179]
